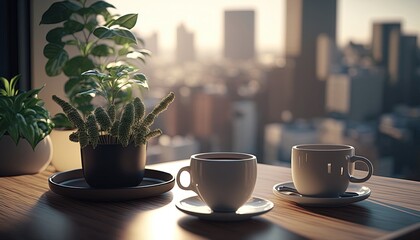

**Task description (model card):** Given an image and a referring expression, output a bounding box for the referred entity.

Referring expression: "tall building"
[371,22,401,112]
[192,92,233,152]
[284,0,337,119]
[316,34,339,80]
[224,10,255,61]
[389,34,419,106]
[232,100,257,153]
[372,22,401,66]
[372,22,420,111]
[176,23,195,63]
[143,32,159,56]
[325,68,385,120]
[264,65,293,122]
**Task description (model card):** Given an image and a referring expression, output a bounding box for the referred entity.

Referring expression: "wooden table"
[1,160,419,240]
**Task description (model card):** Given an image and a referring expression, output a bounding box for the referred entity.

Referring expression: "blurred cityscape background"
[0,0,408,180]
[100,0,420,181]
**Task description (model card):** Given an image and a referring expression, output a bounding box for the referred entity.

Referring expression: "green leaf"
[77,89,99,97]
[43,43,66,59]
[62,56,95,77]
[85,19,98,33]
[63,77,97,116]
[131,74,149,89]
[17,113,29,135]
[40,1,82,24]
[14,88,42,111]
[93,26,115,38]
[45,51,69,76]
[101,10,114,22]
[51,113,74,129]
[70,93,94,116]
[118,47,131,56]
[0,77,10,96]
[93,27,137,44]
[77,7,94,16]
[81,70,108,78]
[89,1,115,13]
[113,36,136,45]
[9,75,19,95]
[91,44,114,57]
[0,97,13,107]
[65,39,79,45]
[23,108,38,116]
[133,73,147,81]
[125,51,147,65]
[64,77,82,96]
[139,49,152,57]
[137,53,146,64]
[113,29,137,44]
[63,20,84,34]
[109,14,138,29]
[84,41,95,55]
[8,124,20,145]
[46,27,68,44]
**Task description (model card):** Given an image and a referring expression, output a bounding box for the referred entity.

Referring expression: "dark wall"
[0,0,31,91]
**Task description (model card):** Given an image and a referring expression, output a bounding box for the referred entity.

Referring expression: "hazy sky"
[107,0,420,54]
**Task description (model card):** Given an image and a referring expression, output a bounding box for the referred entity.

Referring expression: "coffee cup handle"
[176,166,195,191]
[348,155,374,183]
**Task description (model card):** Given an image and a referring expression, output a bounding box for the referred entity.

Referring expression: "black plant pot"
[81,143,146,188]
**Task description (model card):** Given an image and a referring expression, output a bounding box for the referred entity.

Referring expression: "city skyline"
[107,0,420,55]
[28,0,420,180]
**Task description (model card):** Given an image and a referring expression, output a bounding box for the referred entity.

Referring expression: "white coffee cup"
[176,152,257,212]
[291,144,373,197]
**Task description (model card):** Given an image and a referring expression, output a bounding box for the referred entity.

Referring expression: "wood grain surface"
[0,160,419,240]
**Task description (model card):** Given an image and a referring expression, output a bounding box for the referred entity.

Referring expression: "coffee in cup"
[176,152,257,212]
[291,144,373,197]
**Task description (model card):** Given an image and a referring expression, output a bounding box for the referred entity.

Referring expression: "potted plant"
[53,67,174,188]
[0,75,54,176]
[40,0,151,171]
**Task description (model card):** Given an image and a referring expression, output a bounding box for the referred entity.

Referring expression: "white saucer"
[175,196,274,221]
[273,181,371,207]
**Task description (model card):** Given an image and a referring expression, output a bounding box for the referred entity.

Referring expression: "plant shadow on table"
[302,200,420,232]
[1,191,173,240]
[178,216,308,240]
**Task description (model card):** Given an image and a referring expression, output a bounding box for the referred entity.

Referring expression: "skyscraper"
[284,0,337,119]
[143,32,159,56]
[325,68,385,121]
[176,23,195,63]
[372,22,401,112]
[224,10,255,61]
[399,35,420,105]
[388,33,419,107]
[372,22,420,111]
[372,22,401,66]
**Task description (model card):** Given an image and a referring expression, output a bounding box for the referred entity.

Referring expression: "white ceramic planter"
[0,135,53,176]
[50,129,82,171]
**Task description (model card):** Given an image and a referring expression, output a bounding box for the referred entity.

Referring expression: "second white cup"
[176,152,257,212]
[292,144,373,197]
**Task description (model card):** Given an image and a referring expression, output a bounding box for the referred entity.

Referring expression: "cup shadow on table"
[301,200,420,232]
[0,191,173,240]
[178,216,308,240]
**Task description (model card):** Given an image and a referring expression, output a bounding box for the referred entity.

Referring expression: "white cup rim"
[191,152,256,162]
[293,144,354,152]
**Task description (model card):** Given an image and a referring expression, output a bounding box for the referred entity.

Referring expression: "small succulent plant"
[52,92,175,148]
[0,75,54,149]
